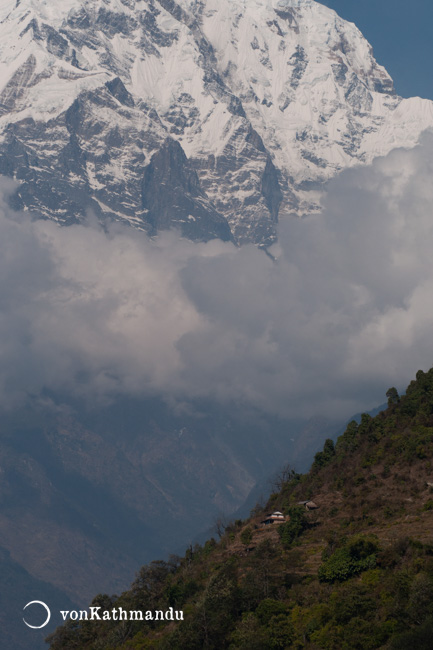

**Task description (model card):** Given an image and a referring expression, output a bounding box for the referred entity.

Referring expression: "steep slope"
[47,367,433,649]
[1,0,433,245]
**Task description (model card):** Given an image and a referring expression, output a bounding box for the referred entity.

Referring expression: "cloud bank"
[2,135,433,418]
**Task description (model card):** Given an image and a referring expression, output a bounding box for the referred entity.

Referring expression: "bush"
[255,599,287,625]
[229,613,269,649]
[278,507,307,548]
[319,536,379,583]
[240,527,253,545]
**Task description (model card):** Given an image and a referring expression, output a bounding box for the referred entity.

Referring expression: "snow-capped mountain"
[1,0,433,245]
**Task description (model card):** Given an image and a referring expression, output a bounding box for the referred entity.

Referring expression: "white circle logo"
[23,601,51,629]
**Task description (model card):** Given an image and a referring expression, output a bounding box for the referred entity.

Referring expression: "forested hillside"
[48,368,433,649]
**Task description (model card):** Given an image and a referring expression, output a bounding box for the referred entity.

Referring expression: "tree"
[313,438,335,471]
[131,560,173,608]
[213,514,231,539]
[269,463,298,493]
[386,387,400,406]
[278,507,307,547]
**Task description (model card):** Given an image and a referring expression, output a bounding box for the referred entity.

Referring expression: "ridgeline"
[48,368,433,649]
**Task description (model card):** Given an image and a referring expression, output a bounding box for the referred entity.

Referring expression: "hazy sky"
[320,0,433,100]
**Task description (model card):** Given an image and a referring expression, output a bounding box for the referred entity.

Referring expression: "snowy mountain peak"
[0,0,432,244]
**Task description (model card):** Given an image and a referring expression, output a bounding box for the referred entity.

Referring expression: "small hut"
[297,500,319,511]
[261,511,286,525]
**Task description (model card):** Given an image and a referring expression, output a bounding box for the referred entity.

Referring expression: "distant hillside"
[0,546,76,650]
[47,368,433,649]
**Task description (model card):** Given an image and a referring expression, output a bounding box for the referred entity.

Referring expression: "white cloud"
[1,135,433,418]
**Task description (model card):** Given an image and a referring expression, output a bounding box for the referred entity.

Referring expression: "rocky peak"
[0,0,432,244]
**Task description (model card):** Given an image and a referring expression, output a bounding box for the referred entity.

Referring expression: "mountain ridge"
[1,0,433,244]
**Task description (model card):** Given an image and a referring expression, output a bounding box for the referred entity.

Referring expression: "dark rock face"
[345,74,373,114]
[0,55,37,117]
[289,45,308,89]
[275,8,300,33]
[96,7,137,36]
[0,85,163,226]
[105,77,135,107]
[261,157,283,224]
[332,62,348,86]
[373,76,395,95]
[66,6,91,30]
[142,138,233,242]
[301,149,328,169]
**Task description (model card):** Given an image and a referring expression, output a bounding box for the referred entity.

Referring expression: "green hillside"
[47,369,433,649]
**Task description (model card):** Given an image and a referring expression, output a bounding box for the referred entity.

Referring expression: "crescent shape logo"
[23,601,51,629]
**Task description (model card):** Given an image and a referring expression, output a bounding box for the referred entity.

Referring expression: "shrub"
[278,507,307,548]
[255,599,288,625]
[318,536,379,583]
[240,527,253,545]
[229,613,269,650]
